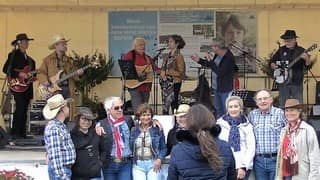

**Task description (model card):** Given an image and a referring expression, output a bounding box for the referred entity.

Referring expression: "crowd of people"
[2,29,320,180]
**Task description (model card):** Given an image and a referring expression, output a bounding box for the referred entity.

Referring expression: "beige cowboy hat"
[174,104,190,117]
[48,34,70,50]
[283,99,305,109]
[43,94,73,120]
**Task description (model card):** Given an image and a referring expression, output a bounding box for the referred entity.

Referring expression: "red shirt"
[124,50,152,92]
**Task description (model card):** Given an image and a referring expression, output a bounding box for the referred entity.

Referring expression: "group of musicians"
[1,29,311,144]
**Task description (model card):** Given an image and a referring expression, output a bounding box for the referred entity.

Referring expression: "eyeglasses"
[80,116,92,122]
[113,105,124,111]
[256,96,271,102]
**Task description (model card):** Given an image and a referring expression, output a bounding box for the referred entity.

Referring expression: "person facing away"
[275,99,320,180]
[37,34,83,116]
[168,104,236,180]
[270,30,311,108]
[70,107,112,180]
[43,94,75,180]
[217,96,256,180]
[2,33,36,141]
[248,88,286,180]
[190,38,236,118]
[130,103,167,180]
[123,37,159,113]
[160,34,186,115]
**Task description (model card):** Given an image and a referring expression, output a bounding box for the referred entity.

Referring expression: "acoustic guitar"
[8,66,37,92]
[124,65,153,89]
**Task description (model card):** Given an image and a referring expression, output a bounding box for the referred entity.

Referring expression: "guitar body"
[124,65,153,89]
[8,66,37,92]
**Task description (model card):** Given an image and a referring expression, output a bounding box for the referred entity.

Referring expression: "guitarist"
[37,34,83,117]
[2,33,36,140]
[123,37,159,113]
[270,30,311,108]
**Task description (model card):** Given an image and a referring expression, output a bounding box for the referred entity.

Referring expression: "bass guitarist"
[37,34,83,117]
[2,33,36,141]
[270,30,311,108]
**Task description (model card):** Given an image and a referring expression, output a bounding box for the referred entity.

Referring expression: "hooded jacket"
[168,126,236,180]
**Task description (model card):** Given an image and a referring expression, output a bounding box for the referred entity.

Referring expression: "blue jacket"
[130,125,167,162]
[168,126,236,180]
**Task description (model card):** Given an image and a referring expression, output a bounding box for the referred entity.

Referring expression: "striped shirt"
[248,106,286,154]
[44,119,76,179]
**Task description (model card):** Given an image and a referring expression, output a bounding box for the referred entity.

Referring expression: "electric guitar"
[38,62,100,100]
[8,66,37,92]
[273,43,317,85]
[124,65,153,89]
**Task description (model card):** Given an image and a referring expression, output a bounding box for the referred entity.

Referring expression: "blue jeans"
[254,156,277,180]
[48,163,72,180]
[214,91,230,118]
[132,159,161,180]
[102,160,132,180]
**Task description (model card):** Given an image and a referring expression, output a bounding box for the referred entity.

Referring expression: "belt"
[111,156,132,163]
[137,156,153,161]
[256,153,277,158]
[64,164,73,169]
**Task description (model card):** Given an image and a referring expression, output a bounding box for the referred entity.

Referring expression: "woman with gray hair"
[217,95,255,180]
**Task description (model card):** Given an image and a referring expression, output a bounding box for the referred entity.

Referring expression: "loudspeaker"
[315,81,320,104]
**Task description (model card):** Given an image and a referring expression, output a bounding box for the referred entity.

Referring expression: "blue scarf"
[222,114,246,152]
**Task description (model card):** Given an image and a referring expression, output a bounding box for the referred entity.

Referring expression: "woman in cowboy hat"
[275,99,320,180]
[2,33,36,142]
[43,94,76,180]
[37,34,83,116]
[71,107,111,180]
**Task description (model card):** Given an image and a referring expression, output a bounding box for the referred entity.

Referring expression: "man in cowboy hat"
[37,34,83,117]
[270,30,311,108]
[2,33,36,141]
[43,94,76,179]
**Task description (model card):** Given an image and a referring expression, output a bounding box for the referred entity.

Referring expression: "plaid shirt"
[44,119,76,180]
[248,106,286,154]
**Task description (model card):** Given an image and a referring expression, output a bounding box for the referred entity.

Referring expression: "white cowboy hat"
[43,94,73,120]
[174,104,190,117]
[48,34,70,50]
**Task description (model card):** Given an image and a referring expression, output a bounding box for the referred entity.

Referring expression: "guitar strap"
[131,50,151,74]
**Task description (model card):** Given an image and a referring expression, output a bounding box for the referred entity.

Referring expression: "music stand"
[232,90,256,108]
[118,59,138,80]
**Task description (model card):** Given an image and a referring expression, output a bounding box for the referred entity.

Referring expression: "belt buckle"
[114,158,122,163]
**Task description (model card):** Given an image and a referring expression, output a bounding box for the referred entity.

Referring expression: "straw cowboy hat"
[174,104,190,117]
[284,99,305,109]
[43,94,72,120]
[11,33,34,46]
[77,107,97,120]
[48,34,70,50]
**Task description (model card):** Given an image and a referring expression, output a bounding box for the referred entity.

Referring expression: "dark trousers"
[171,83,182,113]
[128,89,150,113]
[12,92,30,139]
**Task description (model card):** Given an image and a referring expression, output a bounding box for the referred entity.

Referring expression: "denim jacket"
[130,126,167,162]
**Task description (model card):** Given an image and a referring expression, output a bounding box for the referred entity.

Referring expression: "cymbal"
[184,76,197,81]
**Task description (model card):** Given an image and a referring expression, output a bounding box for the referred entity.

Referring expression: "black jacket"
[198,49,235,93]
[71,127,111,179]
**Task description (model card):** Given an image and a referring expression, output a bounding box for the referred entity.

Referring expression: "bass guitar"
[274,43,317,85]
[38,62,100,100]
[8,66,37,92]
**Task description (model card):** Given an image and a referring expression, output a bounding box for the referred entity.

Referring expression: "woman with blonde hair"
[276,99,320,180]
[217,96,255,180]
[168,104,236,179]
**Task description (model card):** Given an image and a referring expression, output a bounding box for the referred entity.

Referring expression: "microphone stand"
[229,43,261,89]
[151,49,164,114]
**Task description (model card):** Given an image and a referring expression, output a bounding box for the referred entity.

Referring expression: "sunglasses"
[80,116,92,122]
[113,105,124,111]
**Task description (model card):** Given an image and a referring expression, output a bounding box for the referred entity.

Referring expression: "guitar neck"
[287,53,304,69]
[56,65,91,84]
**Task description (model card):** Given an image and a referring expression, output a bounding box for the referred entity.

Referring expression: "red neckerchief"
[108,116,125,158]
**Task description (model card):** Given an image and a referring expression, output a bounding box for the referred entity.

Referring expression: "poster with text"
[109,11,158,76]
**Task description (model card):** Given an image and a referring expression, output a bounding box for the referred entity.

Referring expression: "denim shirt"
[130,126,167,162]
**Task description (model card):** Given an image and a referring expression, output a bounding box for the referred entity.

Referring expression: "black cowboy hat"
[11,33,34,46]
[280,30,299,40]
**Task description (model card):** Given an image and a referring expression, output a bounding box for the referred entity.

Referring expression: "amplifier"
[29,100,46,121]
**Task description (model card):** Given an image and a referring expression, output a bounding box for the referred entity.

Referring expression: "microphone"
[156,47,166,51]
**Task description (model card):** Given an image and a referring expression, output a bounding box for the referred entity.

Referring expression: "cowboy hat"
[174,104,190,117]
[48,34,70,50]
[284,99,304,109]
[280,30,299,39]
[11,33,34,46]
[77,107,97,120]
[43,94,72,120]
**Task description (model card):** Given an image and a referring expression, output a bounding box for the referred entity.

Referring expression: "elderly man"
[248,89,286,180]
[43,94,75,180]
[191,38,236,118]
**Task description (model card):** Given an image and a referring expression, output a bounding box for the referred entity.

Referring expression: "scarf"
[283,120,301,176]
[108,116,125,158]
[223,114,246,152]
